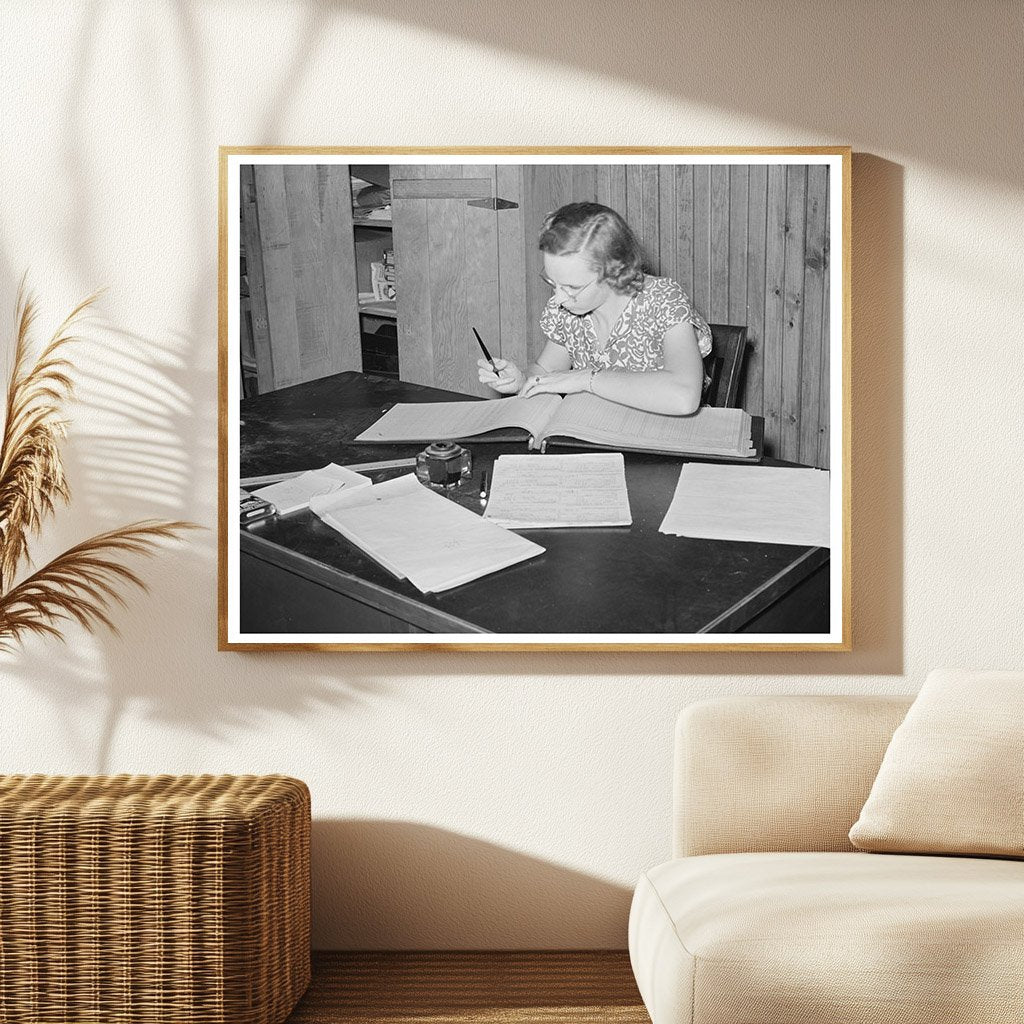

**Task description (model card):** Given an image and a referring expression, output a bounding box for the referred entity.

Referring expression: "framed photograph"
[219,148,850,651]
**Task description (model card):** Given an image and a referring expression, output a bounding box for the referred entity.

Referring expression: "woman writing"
[478,202,712,416]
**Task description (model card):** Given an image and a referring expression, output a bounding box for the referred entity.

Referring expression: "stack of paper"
[310,474,545,593]
[482,453,632,529]
[252,463,371,515]
[660,464,831,547]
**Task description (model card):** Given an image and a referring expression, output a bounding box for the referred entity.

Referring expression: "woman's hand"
[519,369,590,399]
[477,358,525,395]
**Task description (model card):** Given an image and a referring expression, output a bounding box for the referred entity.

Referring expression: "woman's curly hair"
[538,202,645,295]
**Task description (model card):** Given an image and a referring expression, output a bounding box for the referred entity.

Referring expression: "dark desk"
[237,372,829,638]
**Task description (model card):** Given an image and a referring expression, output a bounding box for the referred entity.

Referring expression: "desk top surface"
[238,372,826,635]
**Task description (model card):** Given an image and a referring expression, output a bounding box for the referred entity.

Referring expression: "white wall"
[1,1,1021,949]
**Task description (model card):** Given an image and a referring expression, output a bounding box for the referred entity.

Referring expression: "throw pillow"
[849,668,1024,857]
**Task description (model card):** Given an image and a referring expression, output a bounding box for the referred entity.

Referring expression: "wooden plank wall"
[240,165,275,395]
[243,165,362,391]
[391,165,521,398]
[522,164,831,469]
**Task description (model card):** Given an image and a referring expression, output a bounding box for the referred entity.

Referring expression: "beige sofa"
[628,695,1024,1024]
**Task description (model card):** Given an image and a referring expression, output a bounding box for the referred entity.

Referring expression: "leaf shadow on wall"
[326,0,1021,190]
[0,2,382,773]
[311,819,634,950]
[0,319,390,774]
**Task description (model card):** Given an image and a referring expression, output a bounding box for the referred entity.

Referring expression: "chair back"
[704,324,748,408]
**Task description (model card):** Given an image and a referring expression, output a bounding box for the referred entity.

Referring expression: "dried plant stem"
[0,280,96,590]
[0,280,198,650]
[0,521,199,651]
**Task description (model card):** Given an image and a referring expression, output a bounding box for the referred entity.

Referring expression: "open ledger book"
[355,393,761,461]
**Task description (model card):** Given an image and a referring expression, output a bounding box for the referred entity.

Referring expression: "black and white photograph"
[220,149,849,650]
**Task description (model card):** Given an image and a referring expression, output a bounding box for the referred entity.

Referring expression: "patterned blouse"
[538,275,713,372]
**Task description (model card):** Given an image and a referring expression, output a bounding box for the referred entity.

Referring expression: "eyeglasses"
[539,273,600,300]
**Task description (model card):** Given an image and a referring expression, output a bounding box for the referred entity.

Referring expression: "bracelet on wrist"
[588,365,603,393]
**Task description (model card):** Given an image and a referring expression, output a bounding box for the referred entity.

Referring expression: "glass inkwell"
[415,441,472,492]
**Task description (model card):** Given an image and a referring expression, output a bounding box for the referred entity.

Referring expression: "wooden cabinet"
[240,164,362,393]
[390,164,529,398]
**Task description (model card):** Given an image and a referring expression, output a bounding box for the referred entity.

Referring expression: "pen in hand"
[472,327,500,377]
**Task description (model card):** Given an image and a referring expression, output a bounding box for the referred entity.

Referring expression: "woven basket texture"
[0,774,310,1024]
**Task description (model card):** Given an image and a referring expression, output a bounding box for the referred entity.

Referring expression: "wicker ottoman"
[0,774,310,1024]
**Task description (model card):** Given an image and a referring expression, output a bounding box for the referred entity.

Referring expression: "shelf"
[358,300,397,319]
[352,216,393,229]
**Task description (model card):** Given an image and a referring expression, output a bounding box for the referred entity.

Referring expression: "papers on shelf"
[482,453,632,529]
[660,464,831,547]
[251,463,371,515]
[310,474,545,593]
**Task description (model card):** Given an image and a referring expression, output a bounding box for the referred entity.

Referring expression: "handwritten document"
[310,474,544,593]
[660,463,831,547]
[482,453,632,529]
[252,463,371,515]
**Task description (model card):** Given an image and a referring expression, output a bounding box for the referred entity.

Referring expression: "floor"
[286,951,649,1023]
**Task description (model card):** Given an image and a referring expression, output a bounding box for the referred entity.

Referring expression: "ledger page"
[355,394,562,445]
[546,393,754,457]
[482,453,632,529]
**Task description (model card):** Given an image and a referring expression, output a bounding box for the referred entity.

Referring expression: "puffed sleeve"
[658,279,713,357]
[538,297,563,343]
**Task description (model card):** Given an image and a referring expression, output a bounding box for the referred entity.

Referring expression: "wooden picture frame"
[219,148,851,651]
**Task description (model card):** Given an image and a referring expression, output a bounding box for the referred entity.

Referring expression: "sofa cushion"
[629,852,1024,1024]
[849,668,1024,857]
[675,695,912,857]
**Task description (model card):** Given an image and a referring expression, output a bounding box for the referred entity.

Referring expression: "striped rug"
[288,951,648,1023]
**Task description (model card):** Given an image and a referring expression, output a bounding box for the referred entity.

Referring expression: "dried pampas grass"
[0,280,196,651]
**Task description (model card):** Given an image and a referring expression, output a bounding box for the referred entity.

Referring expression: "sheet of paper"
[659,464,831,547]
[482,453,632,529]
[311,474,545,593]
[354,394,561,444]
[252,463,371,515]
